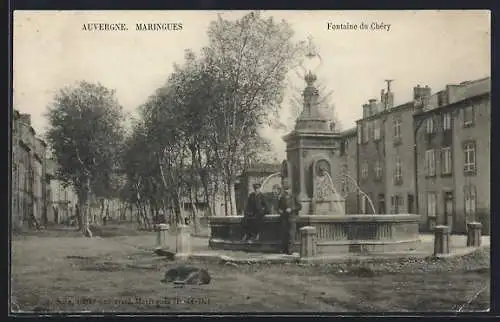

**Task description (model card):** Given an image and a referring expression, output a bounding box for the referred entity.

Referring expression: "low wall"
[209,214,421,254]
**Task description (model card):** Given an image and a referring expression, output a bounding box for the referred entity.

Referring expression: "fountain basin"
[209,214,421,254]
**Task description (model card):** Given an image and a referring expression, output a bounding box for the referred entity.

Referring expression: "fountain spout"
[324,172,346,214]
[340,173,376,214]
[260,172,282,192]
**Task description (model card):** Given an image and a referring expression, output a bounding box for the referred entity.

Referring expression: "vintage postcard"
[11,10,491,314]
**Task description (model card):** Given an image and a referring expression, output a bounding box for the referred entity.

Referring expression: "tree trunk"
[190,188,201,235]
[76,204,83,231]
[135,202,142,227]
[98,198,105,226]
[223,183,229,216]
[141,202,150,230]
[149,199,157,226]
[81,178,93,238]
[228,179,237,216]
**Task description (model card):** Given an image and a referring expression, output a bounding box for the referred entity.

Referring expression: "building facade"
[351,76,490,234]
[45,158,79,224]
[414,77,490,234]
[355,82,420,216]
[11,110,78,229]
[12,111,45,229]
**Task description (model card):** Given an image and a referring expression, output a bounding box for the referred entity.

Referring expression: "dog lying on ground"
[161,265,211,285]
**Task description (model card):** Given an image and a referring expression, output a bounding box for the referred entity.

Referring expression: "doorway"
[378,194,386,214]
[408,194,414,214]
[444,191,454,233]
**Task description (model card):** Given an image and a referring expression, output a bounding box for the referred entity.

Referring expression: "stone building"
[414,77,491,234]
[45,158,79,224]
[356,81,420,215]
[11,110,48,229]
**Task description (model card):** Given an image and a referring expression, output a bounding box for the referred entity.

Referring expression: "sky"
[13,10,490,159]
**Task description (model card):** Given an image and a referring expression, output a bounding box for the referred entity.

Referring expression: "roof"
[447,76,491,105]
[340,127,357,137]
[414,76,491,117]
[356,101,415,123]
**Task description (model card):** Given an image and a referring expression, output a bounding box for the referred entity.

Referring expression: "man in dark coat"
[242,182,269,241]
[277,179,302,254]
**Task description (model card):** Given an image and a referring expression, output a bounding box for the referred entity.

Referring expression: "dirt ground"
[10,226,490,313]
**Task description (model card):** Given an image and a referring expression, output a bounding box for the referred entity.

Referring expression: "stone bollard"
[433,225,450,256]
[175,225,192,260]
[155,223,168,249]
[467,222,482,247]
[299,226,317,258]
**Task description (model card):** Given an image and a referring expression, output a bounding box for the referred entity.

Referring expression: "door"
[408,194,414,214]
[444,191,454,233]
[378,194,386,214]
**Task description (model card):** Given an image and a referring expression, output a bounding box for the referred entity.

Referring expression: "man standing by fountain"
[277,179,302,254]
[242,182,269,241]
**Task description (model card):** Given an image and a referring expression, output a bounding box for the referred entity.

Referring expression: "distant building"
[414,77,490,234]
[45,158,79,224]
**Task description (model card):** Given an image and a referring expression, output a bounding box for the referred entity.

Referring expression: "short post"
[155,223,168,249]
[299,226,317,258]
[433,225,450,256]
[467,222,482,247]
[175,225,192,259]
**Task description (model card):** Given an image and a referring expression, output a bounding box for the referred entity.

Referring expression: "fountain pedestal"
[209,214,421,254]
[312,194,346,215]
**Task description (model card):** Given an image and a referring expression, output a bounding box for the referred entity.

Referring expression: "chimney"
[368,99,378,115]
[383,79,395,109]
[20,114,31,125]
[413,84,431,107]
[362,103,369,118]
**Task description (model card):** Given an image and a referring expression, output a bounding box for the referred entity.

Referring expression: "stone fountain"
[209,39,420,254]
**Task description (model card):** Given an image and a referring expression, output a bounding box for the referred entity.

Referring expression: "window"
[425,149,436,176]
[391,195,403,214]
[362,122,369,143]
[441,147,452,175]
[373,119,381,141]
[394,155,402,184]
[426,117,434,134]
[464,105,475,127]
[361,160,369,179]
[393,117,401,142]
[443,112,452,131]
[357,124,362,144]
[464,141,476,174]
[464,185,477,221]
[427,192,437,218]
[374,160,383,180]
